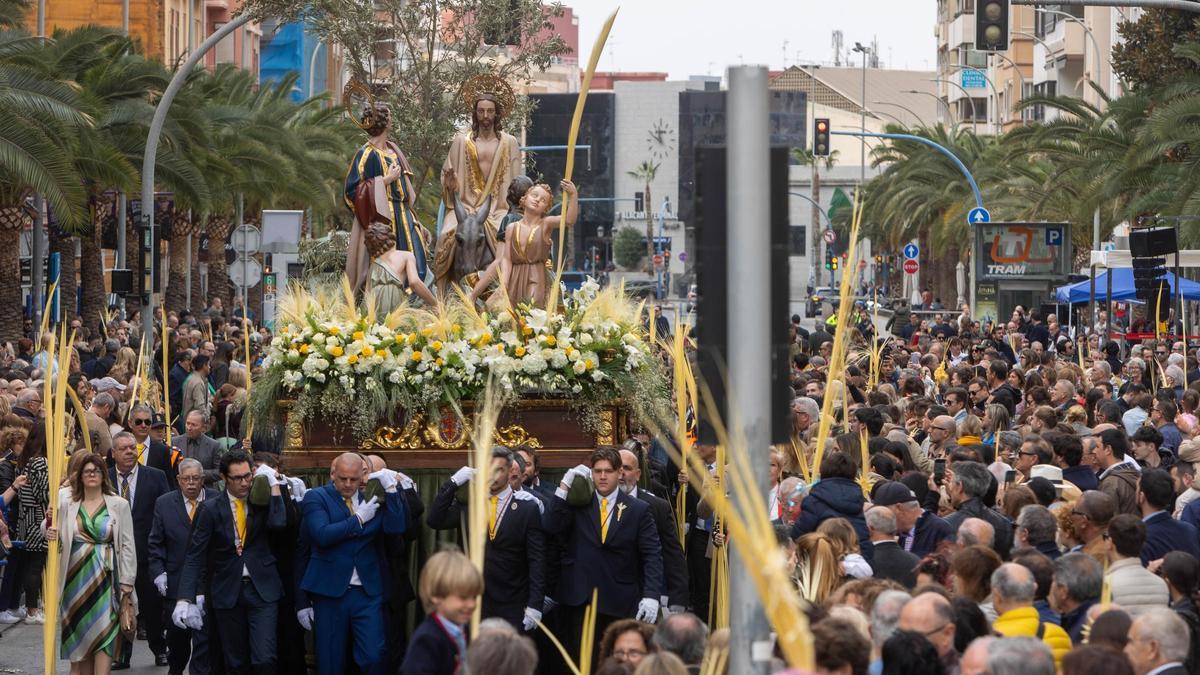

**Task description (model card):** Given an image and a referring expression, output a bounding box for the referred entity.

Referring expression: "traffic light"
[813,118,831,157]
[976,0,1009,52]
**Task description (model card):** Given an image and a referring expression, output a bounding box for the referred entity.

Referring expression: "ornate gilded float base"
[279,399,626,469]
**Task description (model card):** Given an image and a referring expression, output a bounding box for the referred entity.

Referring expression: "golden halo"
[342,77,377,130]
[460,73,515,119]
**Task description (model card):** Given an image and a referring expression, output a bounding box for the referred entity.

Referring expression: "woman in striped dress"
[15,424,49,624]
[46,453,136,673]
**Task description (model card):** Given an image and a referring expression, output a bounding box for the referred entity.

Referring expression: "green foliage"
[613,226,646,270]
[1113,9,1200,92]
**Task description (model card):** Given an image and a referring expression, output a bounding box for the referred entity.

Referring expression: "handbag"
[118,589,136,639]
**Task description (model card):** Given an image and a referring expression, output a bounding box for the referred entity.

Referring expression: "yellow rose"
[431,340,443,351]
[353,331,365,341]
[479,332,491,345]
[362,345,374,357]
[347,354,358,364]
[329,346,344,357]
[406,333,417,344]
[496,344,505,353]
[584,359,594,369]
[412,351,423,362]
[452,324,462,333]
[299,344,309,354]
[515,346,527,357]
[421,328,433,337]
[328,326,340,336]
[435,357,445,366]
[522,326,533,336]
[564,346,574,355]
[545,335,557,347]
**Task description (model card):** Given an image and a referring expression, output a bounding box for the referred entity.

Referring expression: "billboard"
[973,222,1071,281]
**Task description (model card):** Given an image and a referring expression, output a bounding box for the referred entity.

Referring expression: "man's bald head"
[330,453,365,498]
[897,593,956,657]
[367,454,387,473]
[957,517,995,549]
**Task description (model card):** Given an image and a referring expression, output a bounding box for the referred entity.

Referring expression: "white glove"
[450,466,476,486]
[512,489,544,514]
[171,601,193,630]
[196,595,205,614]
[522,607,542,631]
[369,469,398,493]
[184,603,204,631]
[254,463,281,485]
[397,472,415,491]
[635,597,660,624]
[560,468,579,488]
[287,476,307,501]
[542,596,557,614]
[154,572,167,596]
[297,607,314,631]
[572,464,592,481]
[354,496,380,525]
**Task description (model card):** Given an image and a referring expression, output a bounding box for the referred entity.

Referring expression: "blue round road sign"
[967,207,991,224]
[903,243,919,260]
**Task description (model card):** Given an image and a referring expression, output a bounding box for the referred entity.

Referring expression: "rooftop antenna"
[832,30,843,66]
[782,39,789,68]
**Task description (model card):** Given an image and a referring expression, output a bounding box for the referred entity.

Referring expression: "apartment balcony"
[1042,20,1086,66]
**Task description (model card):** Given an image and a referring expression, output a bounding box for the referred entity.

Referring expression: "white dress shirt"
[227,493,251,577]
[116,464,139,506]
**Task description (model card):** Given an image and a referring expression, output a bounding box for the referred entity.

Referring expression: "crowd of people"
[1,296,1200,675]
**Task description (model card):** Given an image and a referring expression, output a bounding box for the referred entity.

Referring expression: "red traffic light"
[816,120,828,132]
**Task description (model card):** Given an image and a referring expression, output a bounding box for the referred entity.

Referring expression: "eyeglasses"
[918,623,950,637]
[1018,450,1038,457]
[226,472,253,482]
[131,418,151,426]
[178,475,202,483]
[613,649,647,660]
[80,469,102,477]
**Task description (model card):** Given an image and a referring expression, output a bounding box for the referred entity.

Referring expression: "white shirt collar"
[1145,664,1184,675]
[491,486,512,502]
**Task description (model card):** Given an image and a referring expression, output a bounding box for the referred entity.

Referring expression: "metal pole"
[185,224,192,309]
[903,90,956,126]
[860,50,867,184]
[308,41,323,98]
[238,193,247,316]
[811,162,822,288]
[725,64,771,675]
[31,197,44,328]
[932,78,978,135]
[122,0,128,34]
[872,100,929,127]
[140,14,252,339]
[36,0,44,38]
[117,192,126,314]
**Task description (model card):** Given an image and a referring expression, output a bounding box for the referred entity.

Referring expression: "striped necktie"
[120,473,131,501]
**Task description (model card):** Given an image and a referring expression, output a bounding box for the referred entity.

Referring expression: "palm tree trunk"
[190,229,203,312]
[164,215,190,315]
[206,215,233,311]
[79,224,106,338]
[48,225,77,321]
[0,206,31,342]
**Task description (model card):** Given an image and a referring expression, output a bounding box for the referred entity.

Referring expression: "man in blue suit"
[148,458,219,675]
[174,450,288,675]
[108,431,172,669]
[1138,468,1200,564]
[547,446,663,667]
[300,452,408,675]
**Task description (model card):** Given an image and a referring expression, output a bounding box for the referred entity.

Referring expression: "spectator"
[1014,504,1062,560]
[790,452,874,563]
[1137,468,1200,564]
[1071,490,1119,566]
[1106,514,1170,613]
[1124,608,1190,675]
[990,563,1072,667]
[813,617,871,675]
[598,619,655,669]
[881,630,944,675]
[632,652,688,675]
[652,612,707,669]
[987,636,1056,675]
[1160,552,1200,674]
[1094,430,1140,518]
[866,507,920,588]
[944,461,1014,559]
[1050,552,1104,644]
[869,590,912,668]
[1011,550,1060,626]
[896,592,960,675]
[1061,645,1135,675]
[951,545,1003,622]
[465,631,538,675]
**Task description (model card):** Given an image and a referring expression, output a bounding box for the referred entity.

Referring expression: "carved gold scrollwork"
[361,414,425,450]
[493,425,542,449]
[596,408,616,445]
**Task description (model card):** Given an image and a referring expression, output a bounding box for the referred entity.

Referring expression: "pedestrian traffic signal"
[976,0,1009,51]
[813,118,831,157]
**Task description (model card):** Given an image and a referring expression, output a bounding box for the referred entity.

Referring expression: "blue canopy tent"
[1054,268,1200,303]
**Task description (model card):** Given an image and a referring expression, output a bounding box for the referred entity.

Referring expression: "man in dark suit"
[515,445,556,499]
[546,447,663,665]
[1138,468,1200,564]
[125,403,178,488]
[168,350,193,434]
[428,447,546,632]
[299,453,408,675]
[109,431,172,669]
[253,452,305,675]
[1126,609,1191,675]
[618,446,689,612]
[891,476,955,558]
[865,506,920,588]
[174,450,288,675]
[148,458,219,675]
[172,410,222,485]
[366,454,425,670]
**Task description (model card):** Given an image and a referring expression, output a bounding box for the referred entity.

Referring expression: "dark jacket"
[147,488,219,598]
[177,491,287,609]
[1062,464,1098,492]
[426,482,544,627]
[944,497,1013,560]
[545,490,663,617]
[1098,464,1141,516]
[898,509,955,559]
[870,540,919,587]
[789,477,874,564]
[1061,600,1096,644]
[1142,511,1200,565]
[400,614,464,675]
[109,465,171,565]
[635,487,689,607]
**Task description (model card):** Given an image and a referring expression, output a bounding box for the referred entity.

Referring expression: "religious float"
[246,278,669,472]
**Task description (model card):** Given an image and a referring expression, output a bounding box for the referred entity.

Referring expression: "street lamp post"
[872,100,929,127]
[931,78,979,134]
[903,89,956,126]
[852,42,870,185]
[946,65,1001,134]
[989,51,1028,125]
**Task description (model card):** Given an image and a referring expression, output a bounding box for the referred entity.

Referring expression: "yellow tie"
[344,497,355,515]
[488,495,498,540]
[187,499,197,522]
[137,443,146,465]
[600,497,609,543]
[234,498,246,547]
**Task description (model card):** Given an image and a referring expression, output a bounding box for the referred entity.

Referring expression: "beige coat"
[1107,557,1169,615]
[49,490,138,614]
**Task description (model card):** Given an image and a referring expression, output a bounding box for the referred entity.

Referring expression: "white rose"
[573,360,587,374]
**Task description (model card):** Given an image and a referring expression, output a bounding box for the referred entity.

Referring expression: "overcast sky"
[563,1,938,78]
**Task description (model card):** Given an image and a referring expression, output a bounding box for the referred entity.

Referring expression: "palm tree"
[627,160,659,272]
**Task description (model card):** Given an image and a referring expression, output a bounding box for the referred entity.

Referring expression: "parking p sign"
[1045,227,1064,246]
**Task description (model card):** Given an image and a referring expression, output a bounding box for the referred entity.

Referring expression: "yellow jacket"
[993,606,1072,668]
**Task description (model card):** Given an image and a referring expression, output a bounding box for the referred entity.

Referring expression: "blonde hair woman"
[106,347,138,385]
[793,532,842,605]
